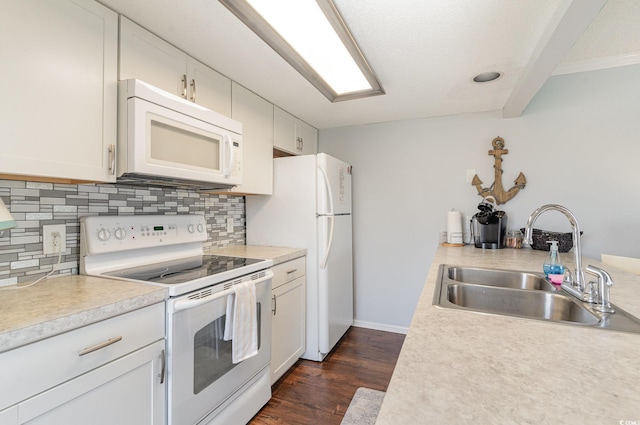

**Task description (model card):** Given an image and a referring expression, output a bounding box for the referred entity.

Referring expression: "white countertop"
[0,245,304,354]
[375,245,640,425]
[206,245,306,265]
[0,275,167,353]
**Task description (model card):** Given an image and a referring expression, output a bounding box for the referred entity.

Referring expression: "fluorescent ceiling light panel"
[220,0,384,102]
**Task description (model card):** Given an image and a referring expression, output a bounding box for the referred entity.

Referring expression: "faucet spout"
[523,204,590,301]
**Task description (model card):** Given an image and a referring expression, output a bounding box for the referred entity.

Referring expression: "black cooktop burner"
[108,255,263,285]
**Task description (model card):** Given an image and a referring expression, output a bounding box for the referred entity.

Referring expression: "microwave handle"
[223,134,234,178]
[172,270,273,312]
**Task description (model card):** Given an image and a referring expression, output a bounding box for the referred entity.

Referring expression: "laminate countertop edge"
[206,245,307,266]
[0,275,167,353]
[375,245,640,425]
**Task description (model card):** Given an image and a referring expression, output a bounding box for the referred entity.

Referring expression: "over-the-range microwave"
[117,79,242,190]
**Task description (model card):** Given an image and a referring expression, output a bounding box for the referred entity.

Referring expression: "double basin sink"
[433,265,640,334]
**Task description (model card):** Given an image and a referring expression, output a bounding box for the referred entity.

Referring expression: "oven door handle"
[171,270,274,312]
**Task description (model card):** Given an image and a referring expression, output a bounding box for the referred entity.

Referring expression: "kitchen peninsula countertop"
[206,245,307,265]
[376,246,640,425]
[0,275,167,353]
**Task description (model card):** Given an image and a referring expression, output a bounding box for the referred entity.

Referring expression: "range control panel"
[81,215,207,255]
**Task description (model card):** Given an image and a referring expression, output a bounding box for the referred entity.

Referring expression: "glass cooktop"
[107,255,264,285]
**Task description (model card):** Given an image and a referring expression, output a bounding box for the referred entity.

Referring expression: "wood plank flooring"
[249,327,405,425]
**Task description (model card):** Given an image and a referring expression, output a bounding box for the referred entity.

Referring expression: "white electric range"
[80,214,273,425]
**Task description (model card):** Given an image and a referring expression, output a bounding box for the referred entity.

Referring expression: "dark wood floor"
[249,326,405,425]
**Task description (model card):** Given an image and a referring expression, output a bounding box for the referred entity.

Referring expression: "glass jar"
[506,229,523,249]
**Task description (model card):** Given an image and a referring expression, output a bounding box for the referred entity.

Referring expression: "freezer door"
[317,214,354,355]
[317,153,352,215]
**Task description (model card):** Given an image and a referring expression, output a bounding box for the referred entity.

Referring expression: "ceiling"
[98,0,640,129]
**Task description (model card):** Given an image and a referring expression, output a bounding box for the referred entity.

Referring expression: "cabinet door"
[271,276,306,384]
[188,57,232,116]
[119,16,188,97]
[0,406,17,425]
[273,106,298,155]
[0,0,117,183]
[18,340,166,425]
[297,120,318,155]
[229,83,273,195]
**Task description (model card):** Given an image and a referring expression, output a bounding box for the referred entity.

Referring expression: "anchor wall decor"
[471,136,526,205]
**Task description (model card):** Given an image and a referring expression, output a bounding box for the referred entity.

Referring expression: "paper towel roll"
[447,210,463,244]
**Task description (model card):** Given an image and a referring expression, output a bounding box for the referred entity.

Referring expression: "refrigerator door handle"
[320,215,335,269]
[318,165,334,215]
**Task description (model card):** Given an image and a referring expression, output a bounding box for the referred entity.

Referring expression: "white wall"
[319,64,640,332]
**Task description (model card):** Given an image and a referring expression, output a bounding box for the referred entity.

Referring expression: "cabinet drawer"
[272,257,306,289]
[0,302,165,410]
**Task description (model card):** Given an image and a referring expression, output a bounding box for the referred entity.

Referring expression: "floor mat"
[340,387,385,425]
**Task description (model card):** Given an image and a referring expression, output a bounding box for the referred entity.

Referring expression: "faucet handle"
[586,265,615,314]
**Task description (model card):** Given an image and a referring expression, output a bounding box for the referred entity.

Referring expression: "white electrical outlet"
[227,218,234,233]
[43,224,66,255]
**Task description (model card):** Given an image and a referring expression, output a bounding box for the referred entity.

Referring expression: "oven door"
[166,271,272,425]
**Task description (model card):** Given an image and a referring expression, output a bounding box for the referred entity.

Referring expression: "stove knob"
[187,224,195,233]
[114,227,127,240]
[97,228,111,242]
[197,223,204,233]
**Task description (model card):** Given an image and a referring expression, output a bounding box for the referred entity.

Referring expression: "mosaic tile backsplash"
[0,179,245,287]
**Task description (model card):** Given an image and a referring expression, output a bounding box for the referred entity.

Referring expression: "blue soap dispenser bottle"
[543,241,565,285]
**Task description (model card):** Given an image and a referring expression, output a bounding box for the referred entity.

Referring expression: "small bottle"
[543,241,565,285]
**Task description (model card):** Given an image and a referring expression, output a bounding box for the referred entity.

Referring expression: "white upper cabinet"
[296,120,319,156]
[0,0,118,183]
[228,83,274,195]
[119,17,231,116]
[187,57,232,117]
[273,107,318,156]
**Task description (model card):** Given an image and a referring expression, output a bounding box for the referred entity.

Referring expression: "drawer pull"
[78,336,122,356]
[286,269,297,274]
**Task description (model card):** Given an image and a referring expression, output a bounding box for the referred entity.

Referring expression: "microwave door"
[128,98,226,182]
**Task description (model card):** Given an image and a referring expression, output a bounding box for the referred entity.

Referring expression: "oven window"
[193,303,261,394]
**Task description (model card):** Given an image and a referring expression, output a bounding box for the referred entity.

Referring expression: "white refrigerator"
[246,153,353,362]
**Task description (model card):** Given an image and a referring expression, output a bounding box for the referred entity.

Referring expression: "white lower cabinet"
[18,340,165,425]
[270,257,306,384]
[0,303,166,425]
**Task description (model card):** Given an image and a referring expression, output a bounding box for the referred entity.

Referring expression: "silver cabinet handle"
[190,79,196,102]
[158,349,166,384]
[181,74,187,98]
[78,336,122,356]
[272,294,277,315]
[108,144,115,175]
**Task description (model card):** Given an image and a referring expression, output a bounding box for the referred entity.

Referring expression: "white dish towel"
[223,281,258,364]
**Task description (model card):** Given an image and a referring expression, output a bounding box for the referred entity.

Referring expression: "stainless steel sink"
[446,283,600,324]
[447,266,557,291]
[433,264,640,334]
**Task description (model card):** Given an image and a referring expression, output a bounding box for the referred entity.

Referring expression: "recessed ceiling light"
[473,72,502,83]
[219,0,385,102]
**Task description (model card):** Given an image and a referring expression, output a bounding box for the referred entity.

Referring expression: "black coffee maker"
[471,199,508,249]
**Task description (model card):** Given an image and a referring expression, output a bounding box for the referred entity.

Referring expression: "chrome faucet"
[523,204,594,303]
[586,265,615,313]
